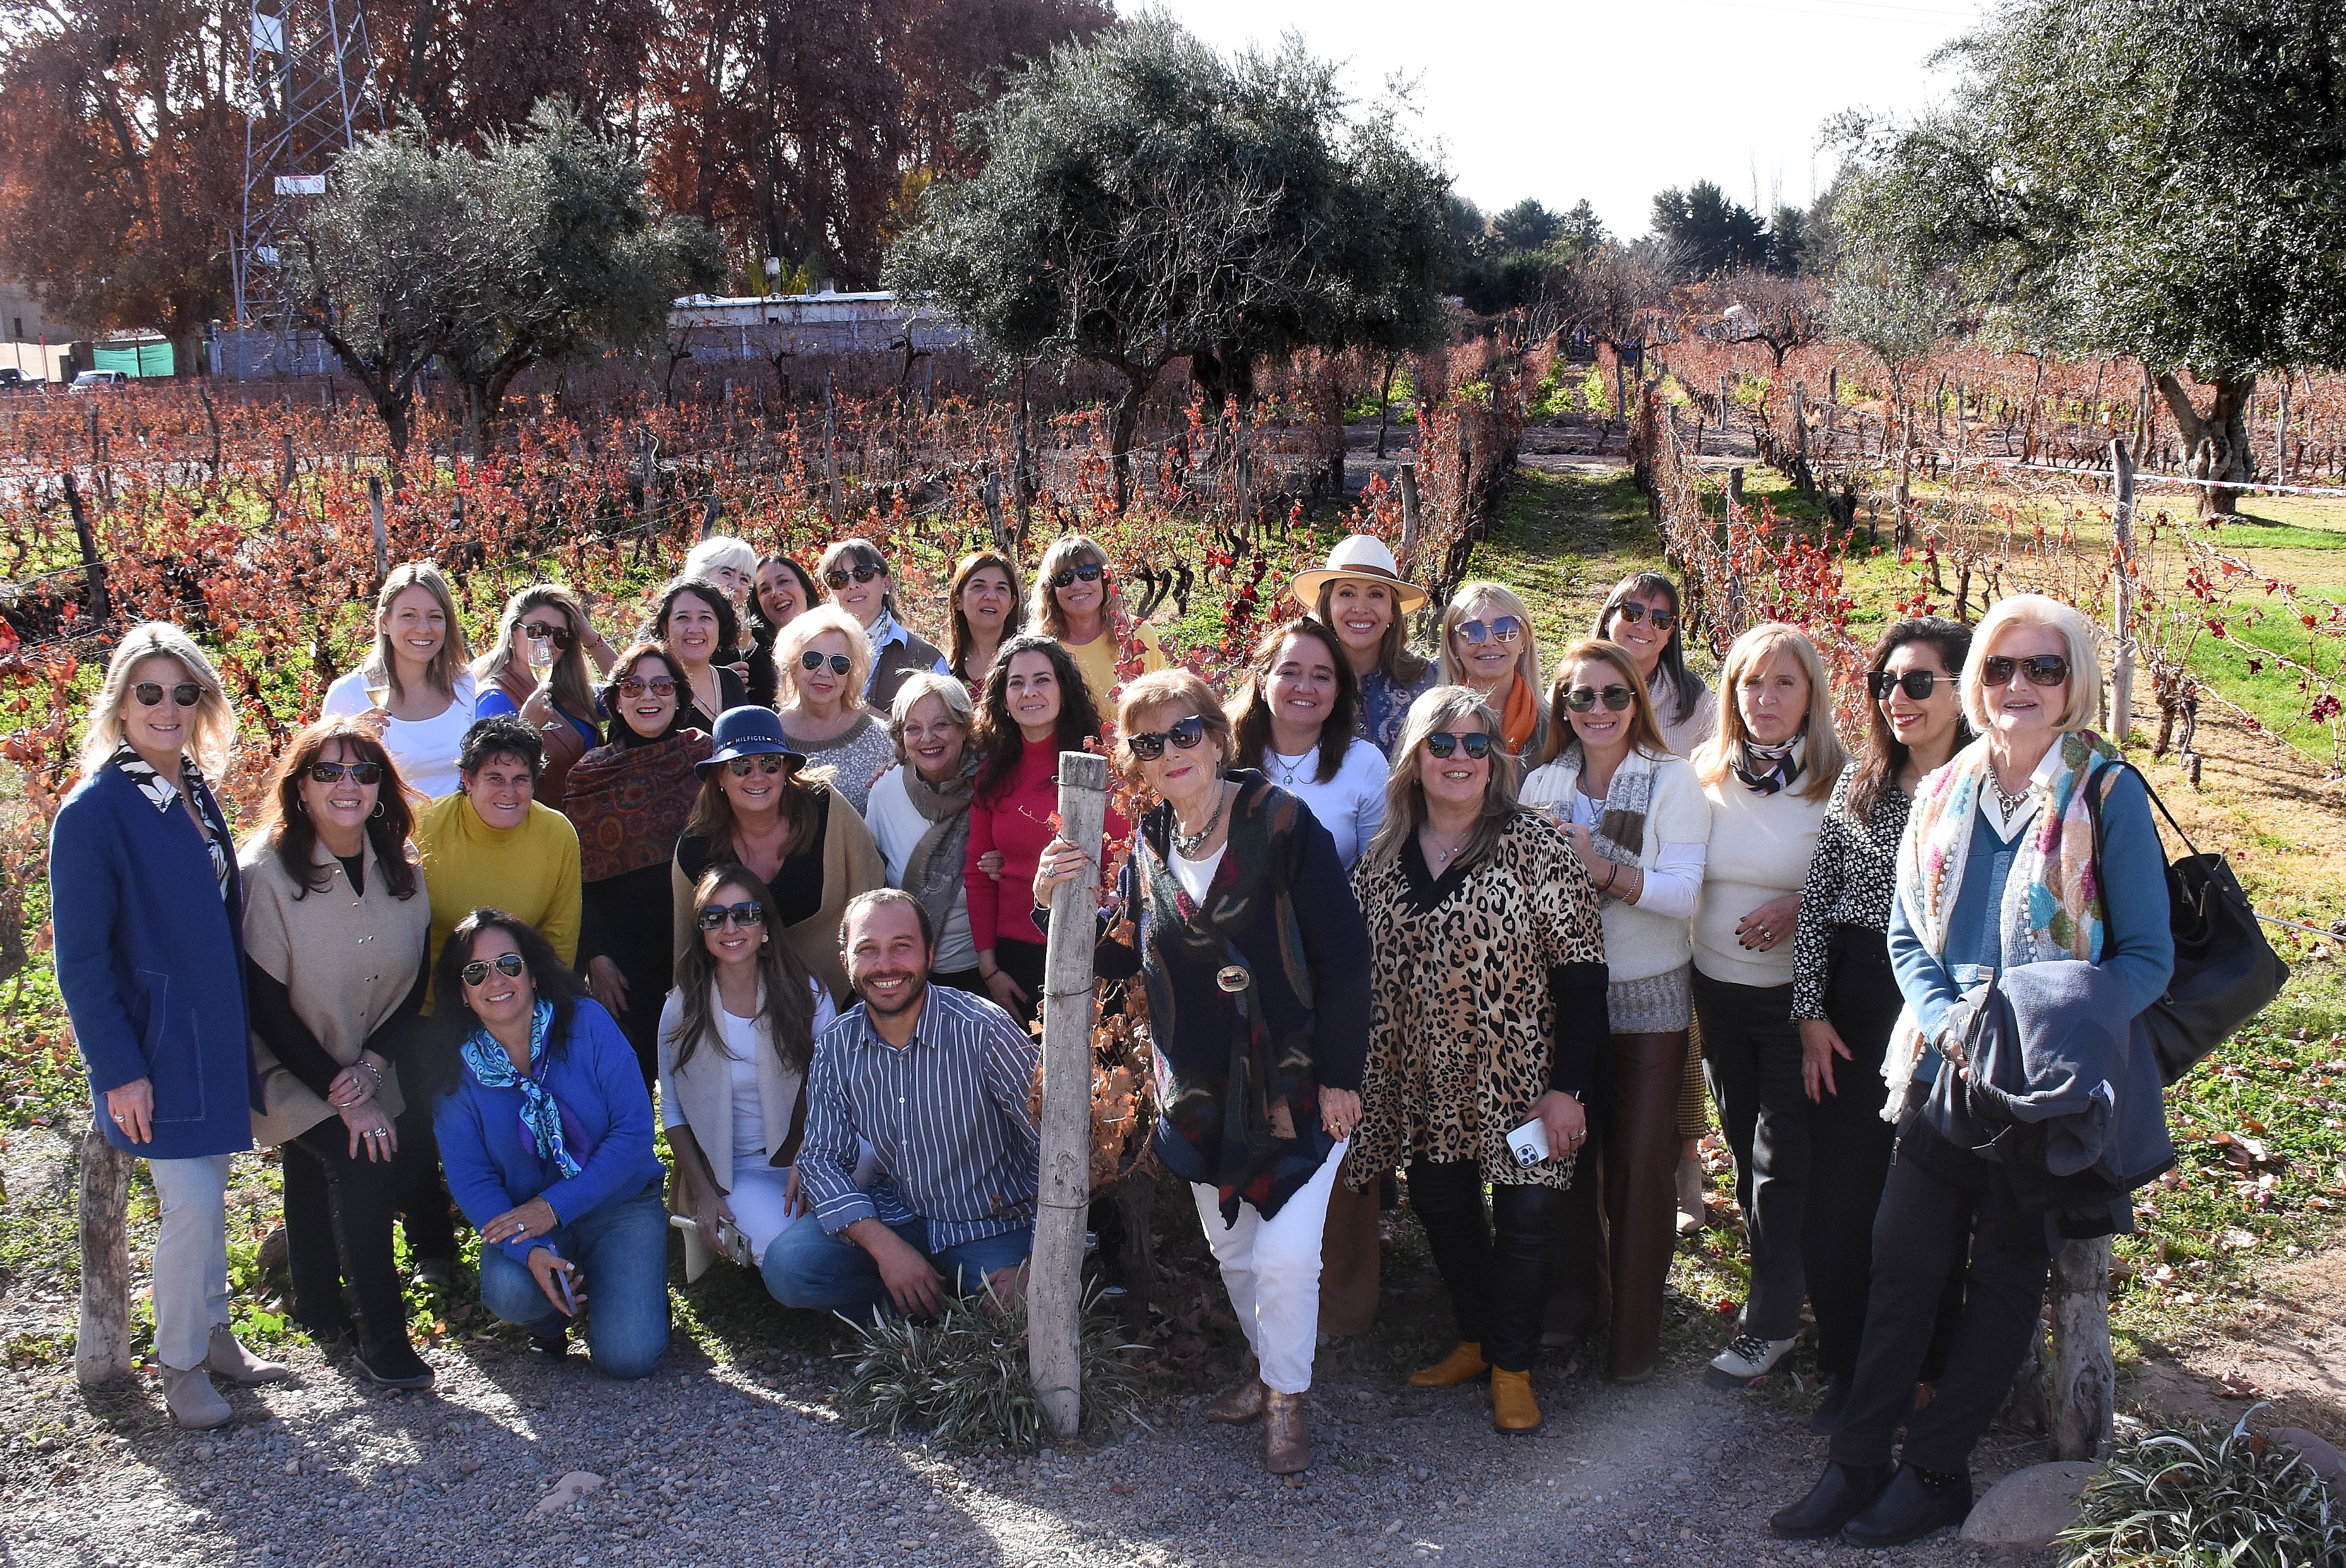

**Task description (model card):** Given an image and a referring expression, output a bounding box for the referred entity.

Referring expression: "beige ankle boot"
[162,1365,232,1429]
[205,1325,290,1385]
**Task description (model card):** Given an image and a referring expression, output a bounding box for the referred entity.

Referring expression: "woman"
[566,643,713,1090]
[1347,687,1609,1434]
[671,706,885,1007]
[1436,581,1546,767]
[818,538,948,711]
[948,549,1024,691]
[745,554,819,710]
[1689,623,1847,1389]
[321,562,477,799]
[241,718,432,1387]
[647,575,748,732]
[658,866,836,1292]
[1774,595,2172,1547]
[51,624,287,1429]
[965,635,1122,1029]
[864,674,984,993]
[773,605,895,816]
[1290,535,1436,756]
[682,535,758,617]
[471,584,604,807]
[1521,640,1711,1383]
[1033,671,1371,1475]
[422,911,669,1378]
[1226,618,1391,869]
[1028,533,1164,711]
[1787,618,1972,1433]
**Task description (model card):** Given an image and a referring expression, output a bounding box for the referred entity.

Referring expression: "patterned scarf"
[1879,729,2121,1116]
[110,742,230,896]
[460,1000,581,1179]
[1531,740,1655,861]
[1732,734,1806,795]
[564,728,712,882]
[900,752,977,947]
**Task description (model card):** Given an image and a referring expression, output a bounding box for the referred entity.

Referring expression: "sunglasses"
[825,564,883,588]
[1562,684,1635,713]
[133,681,203,708]
[1453,616,1523,646]
[459,951,527,988]
[1050,562,1105,590]
[726,754,791,776]
[307,760,383,785]
[1868,669,1942,701]
[800,650,854,675]
[698,901,766,931]
[520,621,573,650]
[617,675,677,698]
[1982,654,2071,688]
[1126,713,1206,760]
[1611,602,1677,633]
[1423,730,1493,760]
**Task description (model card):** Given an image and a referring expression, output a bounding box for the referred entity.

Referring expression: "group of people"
[51,523,2176,1550]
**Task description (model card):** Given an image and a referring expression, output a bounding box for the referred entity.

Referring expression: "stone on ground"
[2274,1428,2346,1488]
[1959,1459,2100,1550]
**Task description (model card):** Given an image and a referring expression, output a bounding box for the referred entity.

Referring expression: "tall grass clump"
[2057,1410,2345,1567]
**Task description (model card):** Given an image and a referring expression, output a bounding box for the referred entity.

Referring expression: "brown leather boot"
[1262,1390,1312,1474]
[1490,1367,1542,1433]
[1408,1341,1489,1387]
[1203,1376,1267,1425]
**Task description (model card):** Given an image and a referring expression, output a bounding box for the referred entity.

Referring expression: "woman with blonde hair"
[321,562,477,799]
[1028,533,1164,710]
[864,673,984,994]
[53,624,288,1428]
[1346,686,1608,1434]
[1688,622,1847,1389]
[1436,581,1545,765]
[472,583,606,806]
[818,538,950,711]
[773,604,894,816]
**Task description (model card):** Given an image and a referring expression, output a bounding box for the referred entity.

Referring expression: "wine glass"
[526,634,556,680]
[362,668,393,712]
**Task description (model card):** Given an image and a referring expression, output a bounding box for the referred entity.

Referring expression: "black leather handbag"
[2085,761,2289,1084]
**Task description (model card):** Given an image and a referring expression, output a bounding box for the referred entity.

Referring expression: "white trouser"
[148,1154,234,1372]
[1188,1139,1347,1395]
[725,1158,804,1266]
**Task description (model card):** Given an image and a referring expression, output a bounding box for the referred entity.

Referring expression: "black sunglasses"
[617,675,677,698]
[133,681,203,708]
[1868,669,1941,701]
[459,951,527,987]
[1982,654,2070,688]
[1051,562,1105,590]
[520,620,573,650]
[825,564,883,588]
[726,754,790,776]
[307,760,383,785]
[1562,684,1635,713]
[800,650,854,675]
[697,901,765,931]
[1423,730,1493,760]
[1126,713,1206,760]
[1611,602,1677,633]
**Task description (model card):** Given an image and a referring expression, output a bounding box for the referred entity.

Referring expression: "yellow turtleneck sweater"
[413,792,581,1011]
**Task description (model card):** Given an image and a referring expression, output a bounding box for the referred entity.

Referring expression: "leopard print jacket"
[1345,811,1607,1189]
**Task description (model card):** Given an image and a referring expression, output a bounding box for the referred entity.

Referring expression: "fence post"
[1396,459,1420,565]
[982,470,1010,554]
[822,367,842,520]
[2050,1236,2115,1460]
[1030,750,1109,1440]
[2109,439,2136,742]
[76,1118,134,1387]
[367,475,389,588]
[62,471,109,625]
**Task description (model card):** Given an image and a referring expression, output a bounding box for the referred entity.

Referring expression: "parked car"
[0,369,21,390]
[68,370,126,394]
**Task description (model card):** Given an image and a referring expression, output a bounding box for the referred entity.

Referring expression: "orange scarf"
[1500,673,1540,756]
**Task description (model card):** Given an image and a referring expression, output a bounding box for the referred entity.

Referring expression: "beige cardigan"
[670,784,885,1007]
[656,980,818,1281]
[239,836,431,1147]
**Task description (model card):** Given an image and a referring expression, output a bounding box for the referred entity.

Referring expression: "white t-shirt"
[320,668,477,800]
[1170,845,1225,906]
[1259,739,1390,869]
[862,765,980,974]
[658,980,837,1137]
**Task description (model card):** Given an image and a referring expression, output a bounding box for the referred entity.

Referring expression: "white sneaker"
[1706,1331,1800,1387]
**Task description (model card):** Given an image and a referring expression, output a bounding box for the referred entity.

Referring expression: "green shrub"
[2057,1411,2345,1567]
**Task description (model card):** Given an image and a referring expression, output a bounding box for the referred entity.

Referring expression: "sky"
[1152,0,1989,241]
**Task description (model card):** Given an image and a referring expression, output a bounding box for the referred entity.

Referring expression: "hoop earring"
[371,801,386,819]
[295,799,308,815]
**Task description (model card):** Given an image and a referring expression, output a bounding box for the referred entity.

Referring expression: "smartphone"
[1505,1117,1552,1168]
[552,1264,577,1315]
[716,1217,753,1268]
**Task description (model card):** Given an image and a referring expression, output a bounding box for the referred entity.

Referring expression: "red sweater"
[965,743,1128,951]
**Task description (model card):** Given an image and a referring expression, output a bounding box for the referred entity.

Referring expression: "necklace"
[1421,819,1474,870]
[1171,782,1230,858]
[1270,747,1314,787]
[1989,775,2032,821]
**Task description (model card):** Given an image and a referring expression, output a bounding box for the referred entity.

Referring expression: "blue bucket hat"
[696,706,806,777]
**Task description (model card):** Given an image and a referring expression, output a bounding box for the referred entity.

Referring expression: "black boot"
[354,1329,434,1390]
[1770,1461,1893,1539]
[1842,1463,1973,1548]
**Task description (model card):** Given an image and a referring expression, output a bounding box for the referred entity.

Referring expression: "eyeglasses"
[1125,713,1206,760]
[1981,654,2071,688]
[698,901,766,931]
[1050,562,1105,590]
[1868,669,1941,701]
[520,621,573,650]
[133,681,203,708]
[1422,730,1493,760]
[307,760,383,785]
[458,952,527,987]
[617,675,677,698]
[800,650,854,675]
[1453,616,1523,646]
[1610,602,1677,633]
[825,564,883,588]
[726,754,790,776]
[1561,685,1635,713]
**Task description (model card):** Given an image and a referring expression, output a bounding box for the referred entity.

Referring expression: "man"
[763,889,1040,1319]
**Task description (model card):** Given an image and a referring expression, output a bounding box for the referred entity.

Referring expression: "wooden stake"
[2050,1236,2114,1460]
[367,474,389,588]
[823,368,842,520]
[63,471,109,624]
[2109,439,2137,742]
[76,1118,134,1387]
[1396,459,1420,564]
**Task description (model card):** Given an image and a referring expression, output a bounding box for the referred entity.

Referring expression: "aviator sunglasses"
[800,650,854,675]
[1050,561,1105,590]
[520,619,573,650]
[698,901,766,931]
[1126,713,1206,760]
[1423,730,1493,760]
[617,675,677,699]
[726,754,791,776]
[1610,601,1677,633]
[459,951,527,987]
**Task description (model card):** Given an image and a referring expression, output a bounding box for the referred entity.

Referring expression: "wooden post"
[367,474,389,587]
[2109,439,2137,743]
[698,494,720,542]
[1030,750,1109,1440]
[982,469,1010,554]
[2274,376,2292,485]
[1396,458,1420,564]
[76,1117,134,1387]
[1011,366,1034,546]
[1720,373,1731,436]
[2050,1236,2114,1460]
[62,471,109,624]
[822,367,842,520]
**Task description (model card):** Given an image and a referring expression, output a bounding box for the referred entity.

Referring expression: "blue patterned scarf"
[460,1001,581,1179]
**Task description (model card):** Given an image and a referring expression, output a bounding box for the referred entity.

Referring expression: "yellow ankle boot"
[1490,1367,1542,1433]
[1409,1341,1490,1387]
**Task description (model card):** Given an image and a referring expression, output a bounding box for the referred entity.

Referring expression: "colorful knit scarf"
[460,1001,581,1178]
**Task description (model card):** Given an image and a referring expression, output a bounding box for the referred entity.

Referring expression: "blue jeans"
[478,1179,670,1379]
[762,1214,1033,1321]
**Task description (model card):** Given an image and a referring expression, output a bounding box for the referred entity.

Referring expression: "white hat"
[1290,535,1429,615]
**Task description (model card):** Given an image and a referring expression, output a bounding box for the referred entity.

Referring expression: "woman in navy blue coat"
[49,624,287,1429]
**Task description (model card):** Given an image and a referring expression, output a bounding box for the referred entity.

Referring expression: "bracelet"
[357,1059,383,1083]
[1600,861,1619,893]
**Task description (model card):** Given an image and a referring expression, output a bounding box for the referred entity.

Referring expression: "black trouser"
[1693,971,1807,1340]
[1803,927,1905,1379]
[284,1117,410,1350]
[992,937,1047,1032]
[1829,1117,2053,1475]
[391,1045,458,1264]
[1408,1159,1566,1375]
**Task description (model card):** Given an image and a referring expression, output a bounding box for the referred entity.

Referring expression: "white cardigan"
[1522,747,1710,986]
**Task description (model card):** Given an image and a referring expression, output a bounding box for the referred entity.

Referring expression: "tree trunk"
[1374,355,1398,461]
[76,1118,134,1387]
[1109,374,1148,513]
[2155,371,2256,516]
